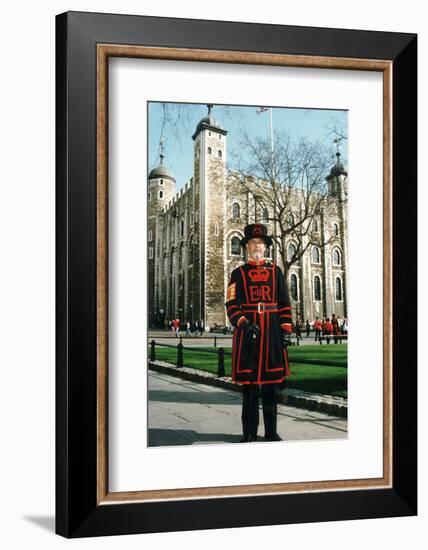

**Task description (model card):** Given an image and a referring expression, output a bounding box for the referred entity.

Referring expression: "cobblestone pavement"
[148,370,347,447]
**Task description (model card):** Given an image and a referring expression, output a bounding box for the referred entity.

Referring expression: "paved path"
[148,371,347,447]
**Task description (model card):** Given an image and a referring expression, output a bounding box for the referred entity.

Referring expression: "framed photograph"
[56,11,417,537]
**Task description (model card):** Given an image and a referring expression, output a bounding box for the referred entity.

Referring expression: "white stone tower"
[192,105,228,328]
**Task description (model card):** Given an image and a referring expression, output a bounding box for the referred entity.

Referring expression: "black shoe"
[264,433,283,442]
[239,434,257,443]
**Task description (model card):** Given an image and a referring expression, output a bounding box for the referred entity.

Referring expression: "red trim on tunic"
[238,377,285,385]
[237,316,247,327]
[229,310,242,321]
[236,329,251,373]
[272,263,276,302]
[257,310,264,383]
[248,259,266,266]
[239,267,250,303]
[283,349,291,377]
[227,304,239,313]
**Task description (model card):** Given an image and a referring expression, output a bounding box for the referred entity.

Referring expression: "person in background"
[331,313,340,344]
[314,317,322,342]
[323,317,333,344]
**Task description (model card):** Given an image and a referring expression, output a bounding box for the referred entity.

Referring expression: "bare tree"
[228,132,347,278]
[151,102,243,167]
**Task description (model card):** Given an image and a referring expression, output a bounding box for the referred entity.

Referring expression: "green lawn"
[150,344,347,398]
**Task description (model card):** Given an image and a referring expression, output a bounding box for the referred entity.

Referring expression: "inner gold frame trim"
[96,44,392,504]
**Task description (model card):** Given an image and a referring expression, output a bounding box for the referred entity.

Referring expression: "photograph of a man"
[225,223,292,443]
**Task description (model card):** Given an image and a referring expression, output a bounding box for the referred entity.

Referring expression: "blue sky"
[148,102,348,190]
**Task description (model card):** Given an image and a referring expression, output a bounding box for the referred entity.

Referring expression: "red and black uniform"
[226,258,292,441]
[225,259,292,385]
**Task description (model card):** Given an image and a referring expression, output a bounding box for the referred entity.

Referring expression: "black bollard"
[150,340,156,362]
[217,348,225,377]
[214,335,217,348]
[177,342,184,368]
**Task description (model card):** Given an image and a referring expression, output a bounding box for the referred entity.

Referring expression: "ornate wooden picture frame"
[56,11,417,537]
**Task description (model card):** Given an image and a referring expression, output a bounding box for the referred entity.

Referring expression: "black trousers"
[242,384,278,438]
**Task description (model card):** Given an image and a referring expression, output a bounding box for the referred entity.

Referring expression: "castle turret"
[148,149,176,327]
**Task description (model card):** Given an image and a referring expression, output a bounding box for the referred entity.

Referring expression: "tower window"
[287,243,296,262]
[231,236,240,255]
[215,224,219,236]
[148,192,151,200]
[159,190,163,199]
[335,277,343,301]
[232,202,240,219]
[312,246,320,264]
[148,230,153,242]
[180,220,184,238]
[312,219,319,232]
[262,208,268,222]
[333,248,341,266]
[333,222,339,236]
[160,179,163,185]
[149,247,154,259]
[218,150,222,158]
[290,274,298,301]
[314,276,321,301]
[208,146,212,155]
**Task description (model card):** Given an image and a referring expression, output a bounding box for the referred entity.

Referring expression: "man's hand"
[245,321,260,340]
[283,332,292,347]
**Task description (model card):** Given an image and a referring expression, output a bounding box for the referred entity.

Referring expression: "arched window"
[335,277,343,301]
[170,247,175,274]
[180,219,184,238]
[218,150,222,158]
[333,222,339,236]
[208,146,212,155]
[178,243,183,270]
[231,236,241,255]
[314,276,321,301]
[148,230,153,242]
[312,219,319,232]
[159,190,163,199]
[290,274,298,301]
[287,212,294,227]
[160,179,164,185]
[261,208,269,222]
[312,246,320,263]
[188,237,194,266]
[287,243,296,261]
[333,248,341,266]
[232,202,240,219]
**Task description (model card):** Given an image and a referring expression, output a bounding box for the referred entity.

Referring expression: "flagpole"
[270,108,273,154]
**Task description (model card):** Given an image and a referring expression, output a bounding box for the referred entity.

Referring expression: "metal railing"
[149,339,231,377]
